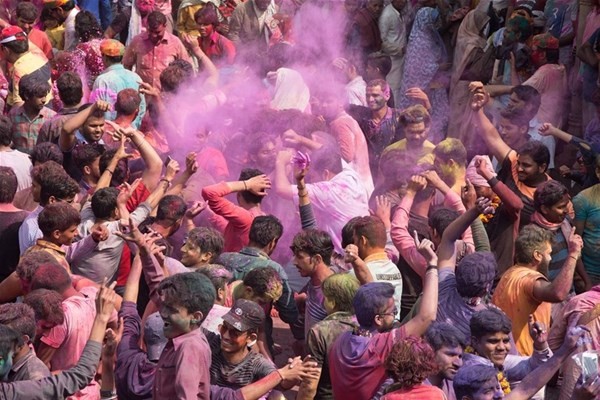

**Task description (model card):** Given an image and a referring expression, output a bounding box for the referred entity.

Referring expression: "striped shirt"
[210,346,276,389]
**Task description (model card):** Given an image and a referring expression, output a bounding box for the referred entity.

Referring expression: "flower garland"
[480,196,501,223]
[464,346,511,395]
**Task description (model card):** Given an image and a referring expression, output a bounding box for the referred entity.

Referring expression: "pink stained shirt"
[199,31,237,66]
[202,182,265,252]
[391,190,474,277]
[40,285,106,399]
[28,28,53,61]
[329,111,374,196]
[329,325,407,399]
[122,31,191,90]
[153,327,212,400]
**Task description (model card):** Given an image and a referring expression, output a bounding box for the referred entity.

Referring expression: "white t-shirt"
[0,149,32,192]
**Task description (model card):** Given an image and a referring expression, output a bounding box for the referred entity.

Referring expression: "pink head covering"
[466,155,496,187]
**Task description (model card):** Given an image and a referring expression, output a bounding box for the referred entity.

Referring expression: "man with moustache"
[492,224,583,356]
[425,323,466,400]
[123,11,191,90]
[348,79,404,178]
[228,0,281,60]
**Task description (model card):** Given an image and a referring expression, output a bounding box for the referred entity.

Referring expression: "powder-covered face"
[159,298,194,339]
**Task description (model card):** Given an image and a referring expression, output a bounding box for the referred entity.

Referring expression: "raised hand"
[528,314,548,347]
[291,151,311,182]
[469,81,489,111]
[116,178,142,207]
[103,317,124,358]
[405,87,431,109]
[568,227,583,258]
[344,244,360,264]
[475,196,496,215]
[94,100,112,113]
[185,152,198,175]
[413,230,437,265]
[96,279,118,321]
[91,223,109,243]
[245,174,271,196]
[407,174,427,194]
[474,155,494,180]
[372,195,391,226]
[165,159,180,181]
[538,122,556,137]
[462,179,477,209]
[185,201,207,220]
[139,82,160,98]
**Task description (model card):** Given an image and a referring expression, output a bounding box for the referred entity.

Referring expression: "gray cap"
[144,312,167,362]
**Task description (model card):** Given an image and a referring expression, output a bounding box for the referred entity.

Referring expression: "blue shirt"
[90,64,146,129]
[76,0,112,30]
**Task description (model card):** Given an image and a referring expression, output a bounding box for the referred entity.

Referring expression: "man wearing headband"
[0,26,52,109]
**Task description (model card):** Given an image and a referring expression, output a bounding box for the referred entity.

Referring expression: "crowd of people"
[0,0,600,399]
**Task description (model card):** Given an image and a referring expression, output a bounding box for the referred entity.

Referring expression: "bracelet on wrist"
[106,169,114,175]
[426,265,438,273]
[243,181,248,190]
[159,178,171,186]
[569,254,579,261]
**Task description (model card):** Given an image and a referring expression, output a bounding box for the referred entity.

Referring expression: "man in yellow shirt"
[0,26,52,109]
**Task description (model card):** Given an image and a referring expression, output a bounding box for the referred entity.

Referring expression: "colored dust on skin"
[264,279,283,303]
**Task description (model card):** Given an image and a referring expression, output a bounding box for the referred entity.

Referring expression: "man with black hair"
[18,161,80,254]
[0,303,50,382]
[202,168,271,252]
[71,143,105,196]
[463,308,551,398]
[0,115,32,192]
[15,2,53,61]
[425,322,466,400]
[37,72,84,145]
[0,25,51,108]
[123,11,191,90]
[8,73,56,154]
[180,227,224,269]
[506,86,555,169]
[44,0,80,51]
[91,39,146,128]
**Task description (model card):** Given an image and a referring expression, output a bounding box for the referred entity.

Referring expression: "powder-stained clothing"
[7,51,52,107]
[0,149,32,192]
[329,325,407,400]
[28,29,54,61]
[122,31,191,90]
[292,168,369,254]
[40,286,104,399]
[462,351,551,399]
[202,183,265,253]
[199,31,237,65]
[90,63,146,129]
[210,344,276,388]
[0,341,102,399]
[8,105,56,153]
[304,281,328,338]
[37,107,79,145]
[76,201,151,283]
[23,235,98,273]
[305,312,356,400]
[382,384,446,400]
[329,111,374,196]
[216,247,299,335]
[140,251,213,400]
[7,349,50,382]
[492,266,552,356]
[349,253,403,318]
[436,268,490,340]
[573,185,600,277]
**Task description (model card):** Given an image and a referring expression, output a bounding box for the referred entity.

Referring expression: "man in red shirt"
[202,169,270,252]
[16,2,53,61]
[193,5,235,66]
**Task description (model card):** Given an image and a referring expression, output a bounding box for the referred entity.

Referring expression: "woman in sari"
[447,9,491,158]
[399,7,449,143]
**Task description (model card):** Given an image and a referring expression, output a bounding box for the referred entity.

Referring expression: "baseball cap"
[222,299,265,332]
[0,26,27,45]
[144,312,167,362]
[100,39,125,57]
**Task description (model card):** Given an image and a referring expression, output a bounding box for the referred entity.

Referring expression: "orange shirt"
[492,265,551,356]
